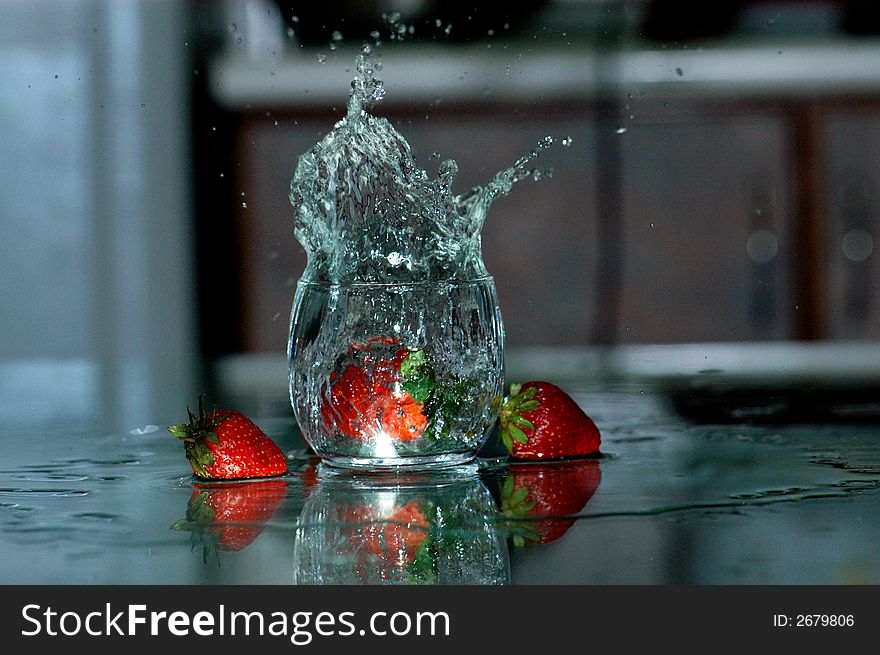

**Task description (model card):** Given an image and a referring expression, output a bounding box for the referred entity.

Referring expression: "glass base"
[318,452,477,475]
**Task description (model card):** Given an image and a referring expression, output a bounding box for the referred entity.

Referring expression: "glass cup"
[288,276,504,470]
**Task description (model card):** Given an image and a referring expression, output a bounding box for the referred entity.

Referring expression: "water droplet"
[54,74,59,79]
[141,103,145,108]
[242,202,248,209]
[228,23,237,33]
[129,425,160,435]
[431,152,441,159]
[435,19,443,28]
[487,29,495,36]
[369,80,386,103]
[370,30,381,40]
[561,136,573,146]
[329,43,337,51]
[649,222,655,228]
[286,27,295,38]
[675,67,684,77]
[445,24,453,35]
[616,127,627,134]
[374,61,383,71]
[317,53,327,63]
[361,43,373,56]
[331,30,343,42]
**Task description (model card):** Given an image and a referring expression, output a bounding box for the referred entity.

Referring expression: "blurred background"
[3,0,880,422]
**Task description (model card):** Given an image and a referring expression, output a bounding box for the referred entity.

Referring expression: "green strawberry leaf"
[402,378,434,404]
[421,379,475,442]
[401,349,436,404]
[511,486,530,505]
[502,475,515,498]
[497,383,543,452]
[400,349,428,377]
[509,424,529,444]
[512,415,535,430]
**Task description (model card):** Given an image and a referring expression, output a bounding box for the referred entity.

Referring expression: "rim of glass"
[296,276,495,288]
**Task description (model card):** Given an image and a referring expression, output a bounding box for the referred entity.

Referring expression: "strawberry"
[499,381,601,459]
[171,479,287,557]
[168,396,288,479]
[321,339,475,444]
[501,459,601,545]
[321,341,430,442]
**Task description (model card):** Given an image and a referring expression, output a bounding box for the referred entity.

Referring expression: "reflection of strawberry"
[338,500,432,584]
[299,463,320,499]
[168,396,288,479]
[357,501,430,562]
[322,342,427,442]
[171,479,287,558]
[501,459,601,545]
[500,382,601,459]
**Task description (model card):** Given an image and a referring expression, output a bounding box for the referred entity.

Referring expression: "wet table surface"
[2,357,880,585]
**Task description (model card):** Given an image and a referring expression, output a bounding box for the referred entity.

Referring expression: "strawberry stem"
[167,395,224,478]
[499,383,542,455]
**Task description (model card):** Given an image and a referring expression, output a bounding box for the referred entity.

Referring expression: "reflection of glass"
[293,471,509,584]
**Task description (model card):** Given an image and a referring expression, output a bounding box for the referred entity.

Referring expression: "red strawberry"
[499,381,601,459]
[322,365,374,439]
[502,459,601,545]
[171,479,287,556]
[322,343,427,442]
[168,396,288,479]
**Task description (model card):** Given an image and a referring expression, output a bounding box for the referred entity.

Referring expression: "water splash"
[289,54,557,284]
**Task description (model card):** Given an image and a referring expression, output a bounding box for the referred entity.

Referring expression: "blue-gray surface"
[1,365,878,585]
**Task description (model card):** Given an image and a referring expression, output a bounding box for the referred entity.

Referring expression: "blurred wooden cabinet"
[618,111,795,343]
[200,58,880,353]
[826,109,880,339]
